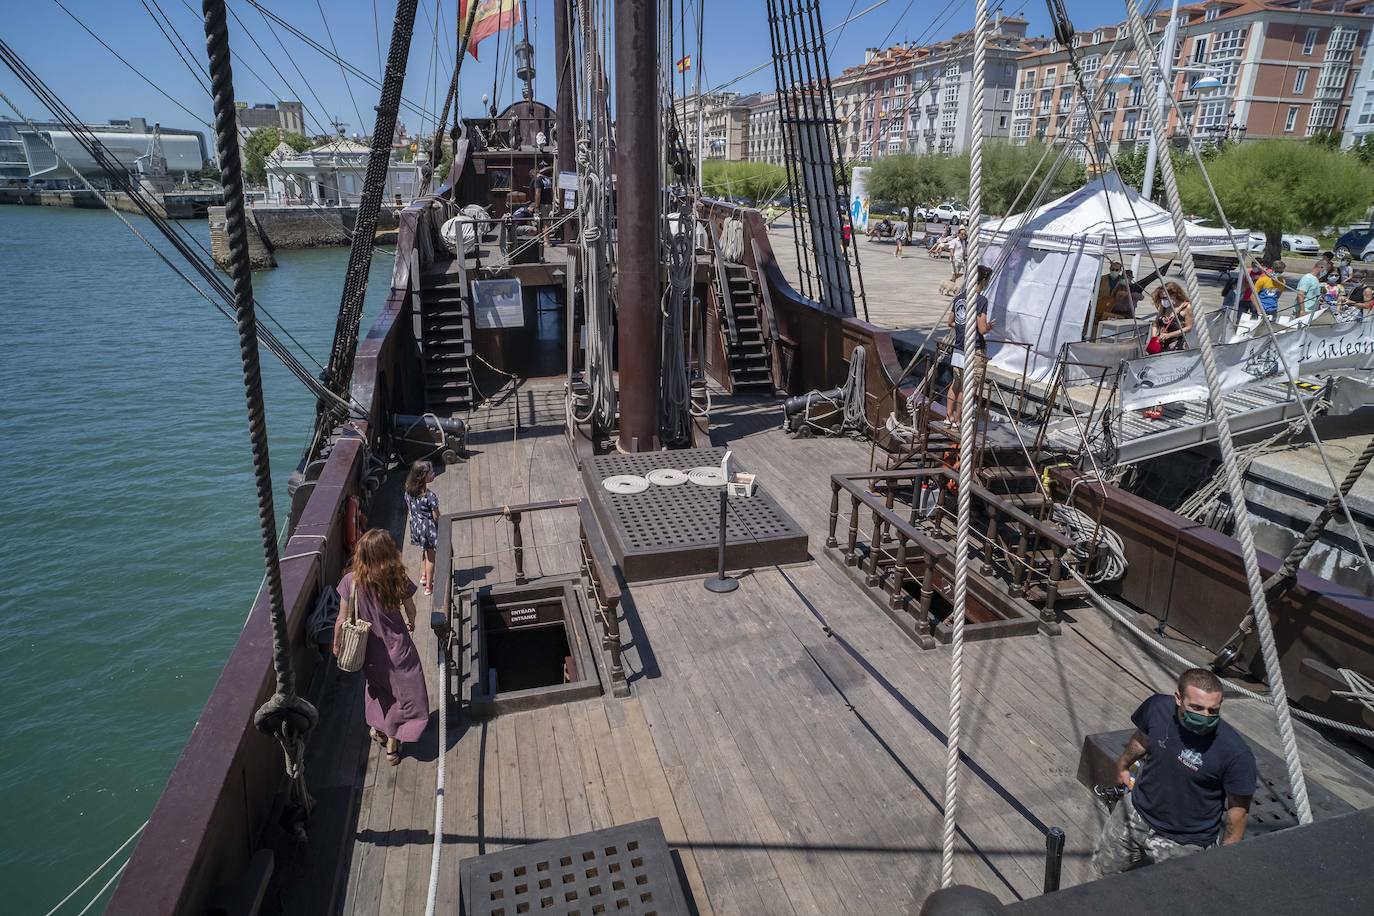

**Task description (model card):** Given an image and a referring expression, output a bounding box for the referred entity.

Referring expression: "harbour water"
[0,207,390,913]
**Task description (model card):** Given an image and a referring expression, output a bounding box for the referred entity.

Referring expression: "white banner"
[1120,318,1374,410]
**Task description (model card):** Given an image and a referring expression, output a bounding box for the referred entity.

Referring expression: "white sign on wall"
[471,278,525,329]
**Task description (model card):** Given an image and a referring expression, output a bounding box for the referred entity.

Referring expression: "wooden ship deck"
[277,383,1374,916]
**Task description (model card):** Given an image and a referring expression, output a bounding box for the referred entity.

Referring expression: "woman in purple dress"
[334,529,430,765]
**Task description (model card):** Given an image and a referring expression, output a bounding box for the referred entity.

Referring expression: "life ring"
[345,495,367,554]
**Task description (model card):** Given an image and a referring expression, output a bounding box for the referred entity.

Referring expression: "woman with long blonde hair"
[335,529,430,765]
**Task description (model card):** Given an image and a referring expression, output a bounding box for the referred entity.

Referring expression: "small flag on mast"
[676,55,692,73]
[459,0,521,61]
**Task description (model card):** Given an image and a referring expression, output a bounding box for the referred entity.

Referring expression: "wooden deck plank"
[535,707,573,841]
[495,713,523,850]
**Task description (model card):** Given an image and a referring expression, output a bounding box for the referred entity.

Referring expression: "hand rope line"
[1124,0,1311,824]
[942,0,990,889]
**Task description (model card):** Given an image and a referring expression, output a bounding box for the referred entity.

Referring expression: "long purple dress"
[338,572,430,743]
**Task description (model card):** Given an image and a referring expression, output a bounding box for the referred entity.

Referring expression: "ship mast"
[614,0,662,451]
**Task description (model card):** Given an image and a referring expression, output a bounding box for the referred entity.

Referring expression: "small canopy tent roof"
[980,171,1248,256]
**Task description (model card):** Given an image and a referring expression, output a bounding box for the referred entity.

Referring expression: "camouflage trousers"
[1092,791,1208,876]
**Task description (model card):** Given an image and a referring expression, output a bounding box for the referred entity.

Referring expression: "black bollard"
[1043,827,1065,893]
[704,487,739,593]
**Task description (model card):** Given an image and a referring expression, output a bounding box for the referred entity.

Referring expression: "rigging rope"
[319,0,422,434]
[203,0,319,830]
[1123,0,1311,825]
[942,0,990,889]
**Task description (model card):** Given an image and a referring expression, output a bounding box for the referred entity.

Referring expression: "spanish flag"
[676,55,692,73]
[460,0,520,61]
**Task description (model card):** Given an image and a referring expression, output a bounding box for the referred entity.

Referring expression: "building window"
[1040,90,1052,113]
[1213,29,1244,58]
[1082,55,1100,80]
[1100,114,1113,139]
[1197,100,1228,131]
[1022,71,1037,89]
[1093,29,1104,44]
[1360,90,1374,126]
[1013,121,1031,141]
[1105,91,1118,109]
[1303,27,1318,56]
[944,63,959,79]
[1044,66,1057,86]
[1293,68,1309,94]
[894,74,906,87]
[859,141,872,157]
[1001,88,1012,103]
[1059,89,1074,113]
[1204,4,1220,20]
[1122,115,1138,141]
[888,139,902,153]
[1192,38,1208,63]
[1015,91,1033,113]
[1284,106,1299,132]
[1129,84,1144,108]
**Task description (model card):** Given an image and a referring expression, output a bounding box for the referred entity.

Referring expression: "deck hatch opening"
[470,577,601,716]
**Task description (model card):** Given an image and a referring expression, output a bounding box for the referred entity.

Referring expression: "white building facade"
[263,138,421,206]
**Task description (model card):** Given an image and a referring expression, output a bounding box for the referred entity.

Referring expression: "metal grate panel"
[582,448,809,581]
[459,818,690,916]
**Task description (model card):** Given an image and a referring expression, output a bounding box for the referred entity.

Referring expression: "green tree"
[1177,139,1374,262]
[701,161,789,204]
[242,127,311,185]
[197,162,222,182]
[945,141,1087,216]
[864,153,953,232]
[1350,134,1374,168]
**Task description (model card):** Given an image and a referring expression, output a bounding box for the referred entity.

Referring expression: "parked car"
[929,201,969,223]
[1242,232,1319,255]
[1336,225,1374,261]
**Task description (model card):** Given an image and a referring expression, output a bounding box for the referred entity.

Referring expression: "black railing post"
[1043,827,1065,893]
[704,488,739,593]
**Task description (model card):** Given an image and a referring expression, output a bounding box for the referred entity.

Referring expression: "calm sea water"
[0,206,391,913]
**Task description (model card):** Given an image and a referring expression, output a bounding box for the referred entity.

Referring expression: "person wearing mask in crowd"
[1142,282,1193,421]
[945,265,995,425]
[1092,669,1256,876]
[1317,251,1336,281]
[1253,259,1286,317]
[1322,271,1345,314]
[1339,255,1354,284]
[1095,261,1128,323]
[1295,263,1324,315]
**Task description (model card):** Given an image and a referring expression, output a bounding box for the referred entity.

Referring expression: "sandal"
[385,750,402,766]
[424,585,434,596]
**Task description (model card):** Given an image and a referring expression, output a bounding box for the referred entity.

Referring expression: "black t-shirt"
[952,292,988,353]
[1130,694,1257,846]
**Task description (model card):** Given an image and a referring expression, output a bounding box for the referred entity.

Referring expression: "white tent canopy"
[975,172,1248,383]
[980,171,1249,255]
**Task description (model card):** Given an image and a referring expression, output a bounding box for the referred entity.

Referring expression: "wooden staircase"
[420,276,475,415]
[716,262,774,392]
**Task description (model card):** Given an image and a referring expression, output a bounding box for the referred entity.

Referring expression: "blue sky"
[1,0,1127,141]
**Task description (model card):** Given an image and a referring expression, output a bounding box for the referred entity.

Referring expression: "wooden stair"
[420,277,475,415]
[719,263,773,392]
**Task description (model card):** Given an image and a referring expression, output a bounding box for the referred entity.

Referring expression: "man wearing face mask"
[1092,668,1256,876]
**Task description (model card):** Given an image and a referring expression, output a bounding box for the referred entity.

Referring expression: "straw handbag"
[336,580,371,673]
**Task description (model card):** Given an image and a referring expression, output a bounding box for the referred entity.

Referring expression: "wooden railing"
[108,201,434,916]
[829,470,1075,639]
[430,498,629,699]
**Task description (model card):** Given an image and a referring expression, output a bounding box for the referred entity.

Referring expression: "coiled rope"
[941,0,990,889]
[203,0,318,830]
[1051,503,1127,584]
[1124,0,1311,824]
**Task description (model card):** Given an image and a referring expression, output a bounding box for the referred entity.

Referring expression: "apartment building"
[746,93,785,165]
[673,92,756,161]
[830,15,1048,163]
[1010,0,1373,158]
